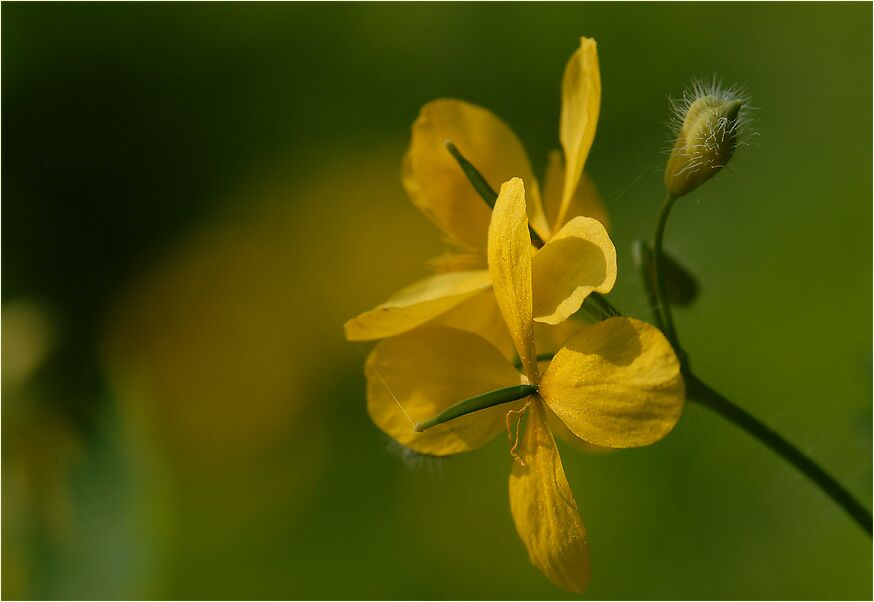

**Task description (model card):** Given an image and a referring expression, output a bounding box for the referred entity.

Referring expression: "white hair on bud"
[666,75,756,156]
[661,75,758,196]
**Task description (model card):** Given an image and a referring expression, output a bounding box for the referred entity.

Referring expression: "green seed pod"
[664,82,748,197]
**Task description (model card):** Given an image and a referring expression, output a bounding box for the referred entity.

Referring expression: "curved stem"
[686,372,872,536]
[653,192,680,349]
[632,239,664,329]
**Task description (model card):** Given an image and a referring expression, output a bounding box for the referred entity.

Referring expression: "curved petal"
[542,149,610,232]
[366,326,522,456]
[558,38,601,227]
[489,178,538,381]
[510,400,590,593]
[436,289,515,360]
[540,317,684,448]
[344,270,491,341]
[403,99,544,251]
[531,217,617,325]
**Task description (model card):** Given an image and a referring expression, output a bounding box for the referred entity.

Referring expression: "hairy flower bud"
[664,81,748,197]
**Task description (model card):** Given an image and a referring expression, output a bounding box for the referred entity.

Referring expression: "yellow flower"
[345,37,611,351]
[365,178,685,592]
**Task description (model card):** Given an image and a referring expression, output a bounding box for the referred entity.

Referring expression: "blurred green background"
[3,3,871,599]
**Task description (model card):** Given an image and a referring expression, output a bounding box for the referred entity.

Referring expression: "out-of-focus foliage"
[2,3,871,599]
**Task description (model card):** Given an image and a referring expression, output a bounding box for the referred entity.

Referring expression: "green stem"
[445,141,499,209]
[653,193,680,345]
[588,292,620,319]
[653,192,691,369]
[414,384,537,432]
[445,140,545,248]
[513,353,559,370]
[651,191,869,535]
[632,239,663,329]
[685,372,872,536]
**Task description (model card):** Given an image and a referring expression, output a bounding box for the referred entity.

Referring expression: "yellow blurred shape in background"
[3,299,57,392]
[2,299,81,599]
[98,142,443,594]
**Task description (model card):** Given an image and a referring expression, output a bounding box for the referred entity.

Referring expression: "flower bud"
[664,84,746,197]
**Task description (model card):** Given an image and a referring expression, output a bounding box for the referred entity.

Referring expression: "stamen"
[505,400,532,465]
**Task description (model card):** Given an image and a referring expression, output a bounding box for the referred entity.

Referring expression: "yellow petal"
[558,38,601,227]
[531,216,617,325]
[535,322,612,455]
[436,289,515,360]
[425,251,485,273]
[344,271,491,341]
[542,149,610,232]
[366,326,521,456]
[403,99,544,251]
[544,404,614,456]
[488,178,538,381]
[540,317,685,448]
[509,400,590,593]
